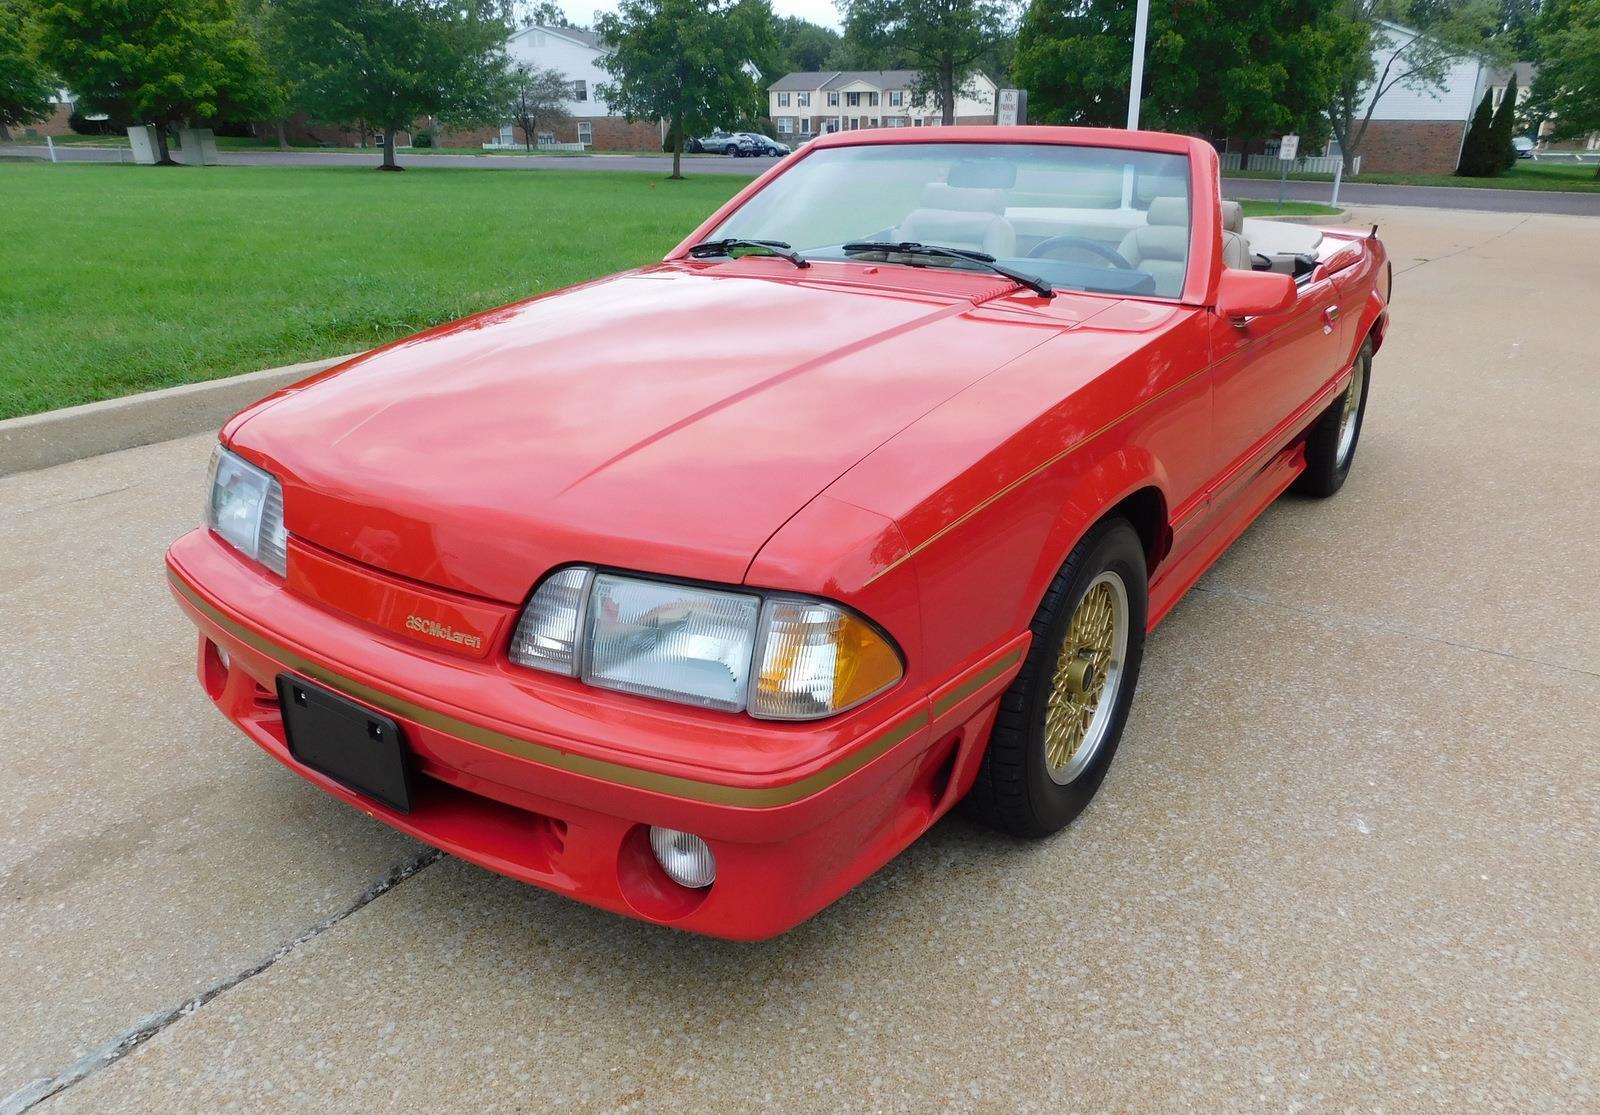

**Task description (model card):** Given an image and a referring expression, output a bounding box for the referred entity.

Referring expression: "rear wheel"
[969,518,1148,837]
[1295,340,1372,497]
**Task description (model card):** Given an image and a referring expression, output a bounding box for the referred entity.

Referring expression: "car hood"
[230,265,1069,603]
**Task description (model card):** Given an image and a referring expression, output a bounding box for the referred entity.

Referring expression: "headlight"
[205,444,287,576]
[508,568,903,719]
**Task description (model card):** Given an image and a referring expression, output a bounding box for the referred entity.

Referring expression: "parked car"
[737,132,790,156]
[169,127,1389,940]
[1513,136,1535,159]
[687,130,756,156]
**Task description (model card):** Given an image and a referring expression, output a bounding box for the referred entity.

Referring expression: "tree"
[841,0,1014,124]
[33,0,270,163]
[1455,86,1499,172]
[1016,0,1342,142]
[774,14,839,73]
[1526,0,1600,176]
[596,0,777,179]
[1,0,55,142]
[271,0,514,170]
[239,0,294,149]
[1325,0,1504,174]
[1489,69,1518,167]
[510,63,571,149]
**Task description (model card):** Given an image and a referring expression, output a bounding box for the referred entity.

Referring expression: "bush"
[1456,91,1499,177]
[1490,73,1519,172]
[412,130,434,148]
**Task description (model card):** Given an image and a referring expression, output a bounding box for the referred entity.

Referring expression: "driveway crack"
[1393,214,1532,276]
[0,848,443,1115]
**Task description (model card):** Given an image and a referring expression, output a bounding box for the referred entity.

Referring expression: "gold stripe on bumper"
[168,569,929,809]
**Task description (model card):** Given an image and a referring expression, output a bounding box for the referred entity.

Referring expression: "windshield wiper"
[841,241,1054,298]
[687,238,809,269]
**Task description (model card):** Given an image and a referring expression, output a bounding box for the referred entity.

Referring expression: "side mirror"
[1215,268,1296,322]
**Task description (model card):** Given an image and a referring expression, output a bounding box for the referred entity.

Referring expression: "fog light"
[648,827,716,889]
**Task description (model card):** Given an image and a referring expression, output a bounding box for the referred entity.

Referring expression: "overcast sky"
[574,0,843,32]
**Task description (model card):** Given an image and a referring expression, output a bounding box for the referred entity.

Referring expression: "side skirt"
[1145,440,1307,629]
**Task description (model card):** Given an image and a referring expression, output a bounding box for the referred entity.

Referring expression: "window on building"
[797,92,810,107]
[572,80,587,102]
[827,91,840,106]
[778,92,791,107]
[577,121,592,145]
[847,92,862,107]
[889,90,903,107]
[777,117,793,133]
[887,117,904,128]
[869,117,879,127]
[869,92,880,106]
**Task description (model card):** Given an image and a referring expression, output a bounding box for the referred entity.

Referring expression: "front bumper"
[166,529,1014,938]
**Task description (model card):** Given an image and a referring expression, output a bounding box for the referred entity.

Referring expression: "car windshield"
[706,142,1193,298]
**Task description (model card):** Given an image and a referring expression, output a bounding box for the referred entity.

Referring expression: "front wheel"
[968,518,1148,837]
[1295,340,1372,498]
[724,144,738,156]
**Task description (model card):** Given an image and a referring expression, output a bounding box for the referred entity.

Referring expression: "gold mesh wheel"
[1043,571,1130,785]
[1335,356,1367,468]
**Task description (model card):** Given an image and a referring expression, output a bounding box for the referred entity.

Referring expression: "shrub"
[1456,91,1499,177]
[412,130,434,148]
[1490,73,1519,171]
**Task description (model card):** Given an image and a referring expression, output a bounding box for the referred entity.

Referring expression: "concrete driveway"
[2,206,1597,1112]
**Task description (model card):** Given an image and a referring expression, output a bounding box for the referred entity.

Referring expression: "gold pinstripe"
[169,570,929,809]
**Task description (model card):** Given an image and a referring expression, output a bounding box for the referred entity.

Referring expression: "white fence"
[481,140,586,152]
[1220,151,1357,175]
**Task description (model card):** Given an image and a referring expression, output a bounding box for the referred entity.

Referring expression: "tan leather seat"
[895,183,1017,258]
[1117,197,1190,295]
[1219,199,1252,269]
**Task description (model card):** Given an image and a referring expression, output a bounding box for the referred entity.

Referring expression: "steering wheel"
[1026,236,1134,269]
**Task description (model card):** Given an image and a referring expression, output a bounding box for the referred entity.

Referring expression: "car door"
[1206,266,1346,510]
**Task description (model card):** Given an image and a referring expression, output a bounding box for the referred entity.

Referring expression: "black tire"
[968,518,1148,838]
[724,144,738,156]
[1295,340,1372,498]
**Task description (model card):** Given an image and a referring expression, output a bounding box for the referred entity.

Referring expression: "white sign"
[998,89,1026,127]
[1278,133,1300,161]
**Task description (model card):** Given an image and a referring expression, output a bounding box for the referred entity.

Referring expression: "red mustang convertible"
[168,127,1389,938]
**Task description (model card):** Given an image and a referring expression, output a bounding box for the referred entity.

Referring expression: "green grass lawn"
[1226,159,1600,192]
[0,163,745,419]
[1236,200,1344,217]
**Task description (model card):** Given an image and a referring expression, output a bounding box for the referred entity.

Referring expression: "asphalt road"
[3,206,1599,1111]
[9,143,1600,214]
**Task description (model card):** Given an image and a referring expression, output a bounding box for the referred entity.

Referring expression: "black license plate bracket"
[277,674,413,814]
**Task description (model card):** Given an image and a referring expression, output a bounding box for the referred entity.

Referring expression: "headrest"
[919,182,1006,214]
[1146,196,1189,227]
[948,159,1017,189]
[1219,200,1244,233]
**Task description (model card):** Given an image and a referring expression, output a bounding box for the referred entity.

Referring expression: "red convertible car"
[168,127,1389,939]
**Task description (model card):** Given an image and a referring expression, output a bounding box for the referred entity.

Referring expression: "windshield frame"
[668,127,1222,307]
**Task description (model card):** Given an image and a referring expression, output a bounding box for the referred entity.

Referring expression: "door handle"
[1321,304,1339,333]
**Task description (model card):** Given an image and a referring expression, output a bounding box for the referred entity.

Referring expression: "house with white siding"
[766,71,997,140]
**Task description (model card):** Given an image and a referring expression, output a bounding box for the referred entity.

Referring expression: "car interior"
[862,158,1325,297]
[708,145,1329,298]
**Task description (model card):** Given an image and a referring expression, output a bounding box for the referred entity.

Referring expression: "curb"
[0,353,356,478]
[1254,209,1353,225]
